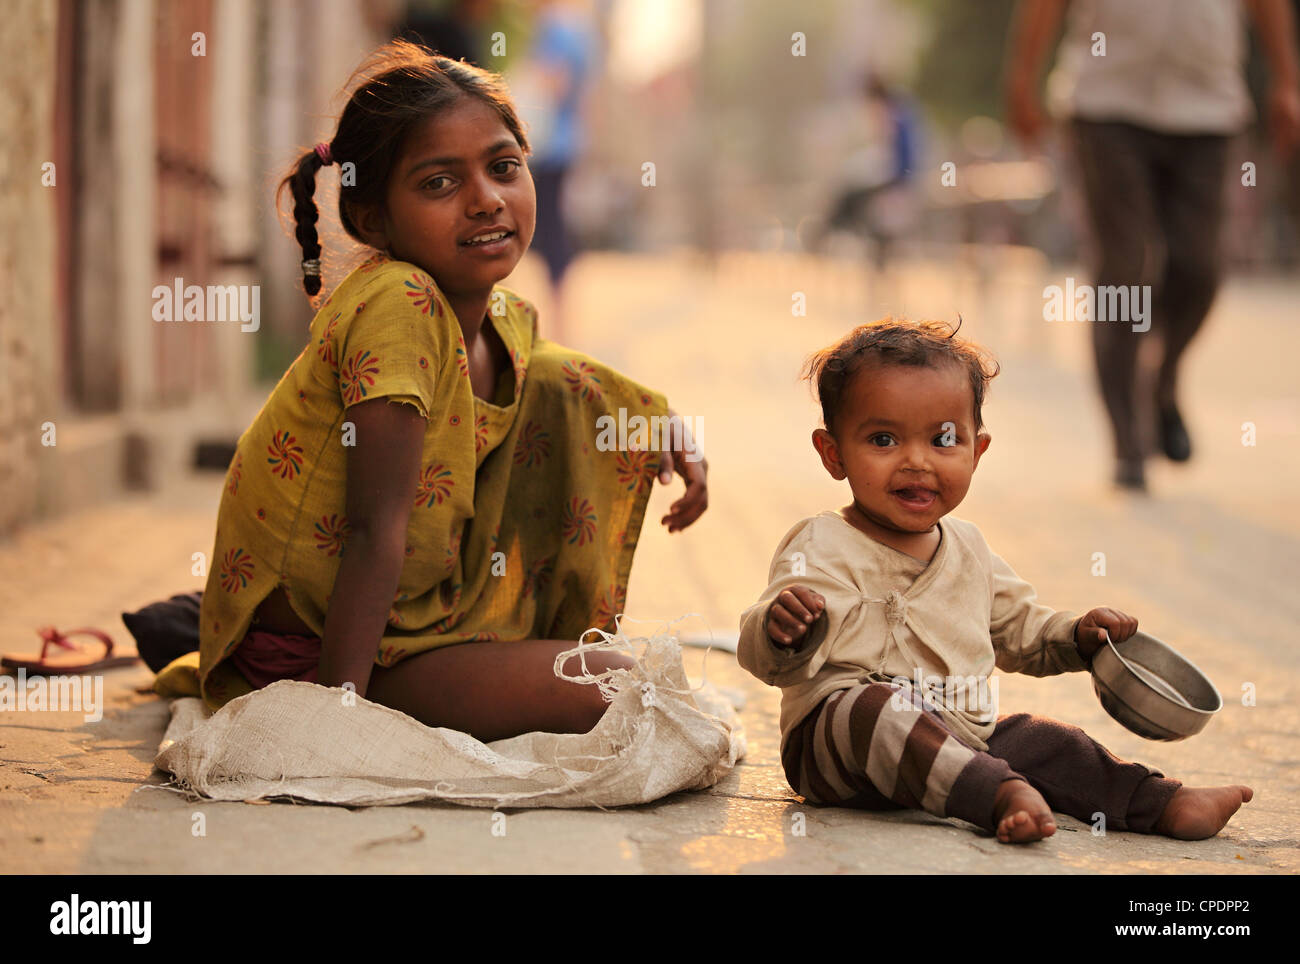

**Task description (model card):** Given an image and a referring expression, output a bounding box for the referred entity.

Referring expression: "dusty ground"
[2,251,1296,873]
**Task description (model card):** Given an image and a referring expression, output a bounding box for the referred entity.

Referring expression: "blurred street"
[2,250,1296,873]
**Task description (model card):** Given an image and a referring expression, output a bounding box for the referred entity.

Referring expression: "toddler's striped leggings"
[781,680,1182,834]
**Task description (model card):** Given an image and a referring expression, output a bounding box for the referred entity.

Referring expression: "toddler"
[737,318,1252,843]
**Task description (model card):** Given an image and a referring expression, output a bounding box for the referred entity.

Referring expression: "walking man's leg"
[1149,133,1231,461]
[1071,120,1163,487]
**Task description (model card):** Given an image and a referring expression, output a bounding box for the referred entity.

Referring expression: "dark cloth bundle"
[121,591,203,673]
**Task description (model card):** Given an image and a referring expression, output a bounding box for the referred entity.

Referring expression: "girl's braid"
[287,149,327,296]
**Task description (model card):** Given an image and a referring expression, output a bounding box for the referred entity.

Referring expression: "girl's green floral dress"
[155,253,669,711]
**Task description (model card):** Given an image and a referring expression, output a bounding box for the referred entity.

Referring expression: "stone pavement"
[1,251,1296,873]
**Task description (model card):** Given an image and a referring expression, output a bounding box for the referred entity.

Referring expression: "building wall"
[0,0,403,541]
[0,0,59,538]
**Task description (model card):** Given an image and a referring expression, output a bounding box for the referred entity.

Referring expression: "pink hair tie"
[314,142,334,166]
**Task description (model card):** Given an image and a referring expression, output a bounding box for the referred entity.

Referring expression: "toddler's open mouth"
[892,486,937,510]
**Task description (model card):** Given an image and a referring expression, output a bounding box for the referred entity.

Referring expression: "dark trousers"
[782,681,1181,834]
[1070,119,1230,463]
[531,160,575,286]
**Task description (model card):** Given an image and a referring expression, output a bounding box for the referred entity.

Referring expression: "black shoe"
[1157,404,1192,462]
[1115,458,1147,491]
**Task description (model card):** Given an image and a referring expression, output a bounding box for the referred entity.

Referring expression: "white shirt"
[1045,0,1253,134]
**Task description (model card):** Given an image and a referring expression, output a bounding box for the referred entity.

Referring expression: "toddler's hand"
[767,586,826,649]
[1075,607,1138,663]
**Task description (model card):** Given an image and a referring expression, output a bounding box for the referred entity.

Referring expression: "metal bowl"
[1090,630,1222,741]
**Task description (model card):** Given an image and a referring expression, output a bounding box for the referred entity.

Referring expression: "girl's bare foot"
[1153,785,1253,840]
[993,778,1056,844]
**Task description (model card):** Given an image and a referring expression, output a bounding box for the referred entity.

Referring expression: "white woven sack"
[153,618,747,808]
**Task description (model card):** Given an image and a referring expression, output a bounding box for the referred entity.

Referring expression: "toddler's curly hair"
[800,317,1001,439]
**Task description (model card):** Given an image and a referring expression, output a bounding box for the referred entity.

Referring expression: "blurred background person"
[397,0,500,65]
[810,72,922,272]
[1005,0,1300,491]
[509,0,597,342]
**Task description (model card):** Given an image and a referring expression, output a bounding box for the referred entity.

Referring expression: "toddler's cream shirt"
[737,510,1087,754]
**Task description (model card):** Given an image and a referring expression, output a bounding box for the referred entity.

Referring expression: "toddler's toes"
[995,813,1014,843]
[1001,810,1055,843]
[992,781,1057,844]
[997,810,1039,844]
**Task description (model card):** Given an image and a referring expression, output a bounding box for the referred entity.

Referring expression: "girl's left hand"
[656,406,708,533]
[1075,607,1138,663]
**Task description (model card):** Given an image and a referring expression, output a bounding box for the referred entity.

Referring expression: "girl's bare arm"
[316,397,426,696]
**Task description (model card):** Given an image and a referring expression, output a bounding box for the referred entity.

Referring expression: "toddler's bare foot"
[993,778,1056,844]
[1153,785,1253,840]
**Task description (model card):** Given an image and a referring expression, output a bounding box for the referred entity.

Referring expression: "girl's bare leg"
[364,638,636,742]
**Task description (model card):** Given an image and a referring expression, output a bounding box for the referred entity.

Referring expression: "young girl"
[193,41,707,742]
[737,318,1252,843]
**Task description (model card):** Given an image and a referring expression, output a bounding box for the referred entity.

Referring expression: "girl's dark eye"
[868,434,895,447]
[492,158,521,176]
[422,176,452,191]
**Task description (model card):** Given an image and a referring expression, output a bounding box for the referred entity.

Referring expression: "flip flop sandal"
[1,625,140,675]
